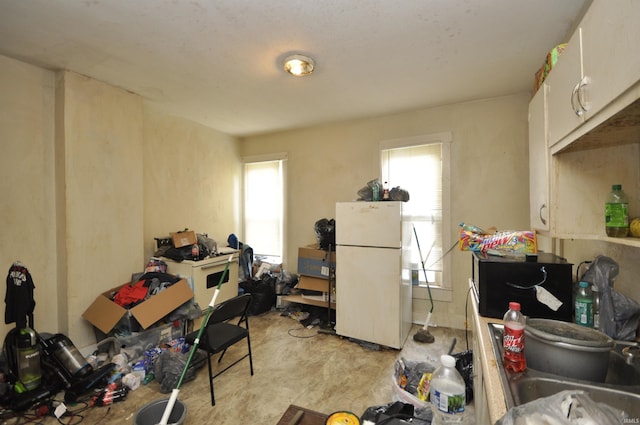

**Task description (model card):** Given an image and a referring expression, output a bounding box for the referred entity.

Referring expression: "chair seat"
[185,323,249,353]
[203,322,248,353]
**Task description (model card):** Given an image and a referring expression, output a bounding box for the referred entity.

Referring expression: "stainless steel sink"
[487,322,640,418]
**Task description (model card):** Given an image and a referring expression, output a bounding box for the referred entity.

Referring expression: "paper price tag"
[535,286,563,311]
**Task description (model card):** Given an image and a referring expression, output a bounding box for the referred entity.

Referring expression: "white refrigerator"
[335,201,412,349]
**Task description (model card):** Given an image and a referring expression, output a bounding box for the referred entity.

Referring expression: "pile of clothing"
[112,272,181,309]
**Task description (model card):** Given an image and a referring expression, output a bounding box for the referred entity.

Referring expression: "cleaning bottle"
[503,302,526,373]
[575,281,594,327]
[605,184,629,237]
[430,354,466,425]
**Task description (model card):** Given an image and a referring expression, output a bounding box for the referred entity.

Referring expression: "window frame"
[241,152,288,264]
[379,132,452,302]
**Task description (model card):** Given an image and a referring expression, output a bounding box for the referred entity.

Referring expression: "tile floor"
[3,310,475,424]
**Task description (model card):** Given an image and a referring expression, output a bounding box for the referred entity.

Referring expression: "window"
[380,132,451,290]
[243,153,287,263]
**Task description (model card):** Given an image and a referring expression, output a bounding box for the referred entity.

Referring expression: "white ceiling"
[0,0,589,137]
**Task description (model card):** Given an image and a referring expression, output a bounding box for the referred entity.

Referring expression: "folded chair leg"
[207,353,216,406]
[247,335,254,375]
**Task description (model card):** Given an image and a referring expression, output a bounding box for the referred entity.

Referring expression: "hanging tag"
[535,286,562,311]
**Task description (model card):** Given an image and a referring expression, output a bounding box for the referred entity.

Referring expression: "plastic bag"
[357,179,380,201]
[154,349,206,393]
[497,390,627,424]
[581,255,640,340]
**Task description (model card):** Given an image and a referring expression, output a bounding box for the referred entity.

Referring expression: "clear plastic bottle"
[372,180,380,201]
[429,354,466,425]
[575,281,594,327]
[503,302,526,373]
[605,184,629,237]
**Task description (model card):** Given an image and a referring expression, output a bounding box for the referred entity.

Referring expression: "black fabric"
[5,263,35,329]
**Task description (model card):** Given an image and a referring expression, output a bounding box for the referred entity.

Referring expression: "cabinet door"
[529,85,550,231]
[546,27,584,146]
[580,0,640,117]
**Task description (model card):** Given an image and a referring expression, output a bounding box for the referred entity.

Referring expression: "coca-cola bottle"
[503,301,526,373]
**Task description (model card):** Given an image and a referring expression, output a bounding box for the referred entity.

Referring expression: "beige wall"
[0,55,58,337]
[142,107,242,259]
[59,72,146,345]
[241,94,532,329]
[0,55,243,348]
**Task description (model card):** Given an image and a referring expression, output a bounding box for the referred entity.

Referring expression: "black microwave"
[471,251,573,321]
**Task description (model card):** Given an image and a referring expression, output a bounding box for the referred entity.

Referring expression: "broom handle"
[413,225,434,313]
[158,255,234,425]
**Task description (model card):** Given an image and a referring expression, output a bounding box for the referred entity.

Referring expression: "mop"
[412,226,435,343]
[157,254,234,425]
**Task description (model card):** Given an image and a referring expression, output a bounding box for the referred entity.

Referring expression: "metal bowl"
[525,318,614,382]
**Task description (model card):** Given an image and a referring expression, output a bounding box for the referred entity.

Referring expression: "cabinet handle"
[576,76,590,114]
[539,203,547,226]
[571,81,584,117]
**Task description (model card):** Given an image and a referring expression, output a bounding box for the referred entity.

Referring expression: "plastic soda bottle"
[429,354,466,425]
[575,281,594,327]
[503,302,526,373]
[605,184,629,237]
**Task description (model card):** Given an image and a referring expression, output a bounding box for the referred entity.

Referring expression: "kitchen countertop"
[469,281,508,424]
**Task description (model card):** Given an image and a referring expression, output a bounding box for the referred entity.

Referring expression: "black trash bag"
[154,349,207,393]
[453,350,474,404]
[314,218,335,250]
[361,401,430,425]
[390,186,410,202]
[160,245,194,262]
[239,275,276,315]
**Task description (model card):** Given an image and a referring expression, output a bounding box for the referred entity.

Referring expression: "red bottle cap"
[509,302,520,311]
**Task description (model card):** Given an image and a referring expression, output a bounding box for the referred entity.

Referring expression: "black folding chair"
[185,293,254,405]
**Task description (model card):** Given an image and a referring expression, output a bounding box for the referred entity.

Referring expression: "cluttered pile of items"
[0,259,208,422]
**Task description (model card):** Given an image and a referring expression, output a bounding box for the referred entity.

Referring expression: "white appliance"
[335,201,412,349]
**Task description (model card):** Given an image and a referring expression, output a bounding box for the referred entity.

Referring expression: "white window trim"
[241,152,288,266]
[380,132,452,302]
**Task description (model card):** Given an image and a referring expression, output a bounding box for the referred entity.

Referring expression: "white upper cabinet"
[580,0,640,120]
[529,84,550,231]
[546,28,584,146]
[547,0,640,148]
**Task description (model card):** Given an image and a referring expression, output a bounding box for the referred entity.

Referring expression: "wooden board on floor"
[277,404,328,425]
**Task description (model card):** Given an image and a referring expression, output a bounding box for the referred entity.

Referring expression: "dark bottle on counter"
[503,302,526,373]
[592,284,601,329]
[605,184,629,237]
[191,243,200,260]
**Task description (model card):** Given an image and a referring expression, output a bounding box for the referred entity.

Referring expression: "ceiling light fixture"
[283,54,315,77]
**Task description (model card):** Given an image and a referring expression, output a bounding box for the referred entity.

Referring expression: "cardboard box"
[170,230,197,248]
[297,245,336,278]
[82,279,194,335]
[297,275,331,293]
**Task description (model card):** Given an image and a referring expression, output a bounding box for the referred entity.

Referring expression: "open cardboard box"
[82,278,194,335]
[297,245,335,279]
[170,230,197,248]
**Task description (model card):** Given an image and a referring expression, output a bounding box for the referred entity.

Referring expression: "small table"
[276,405,328,425]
